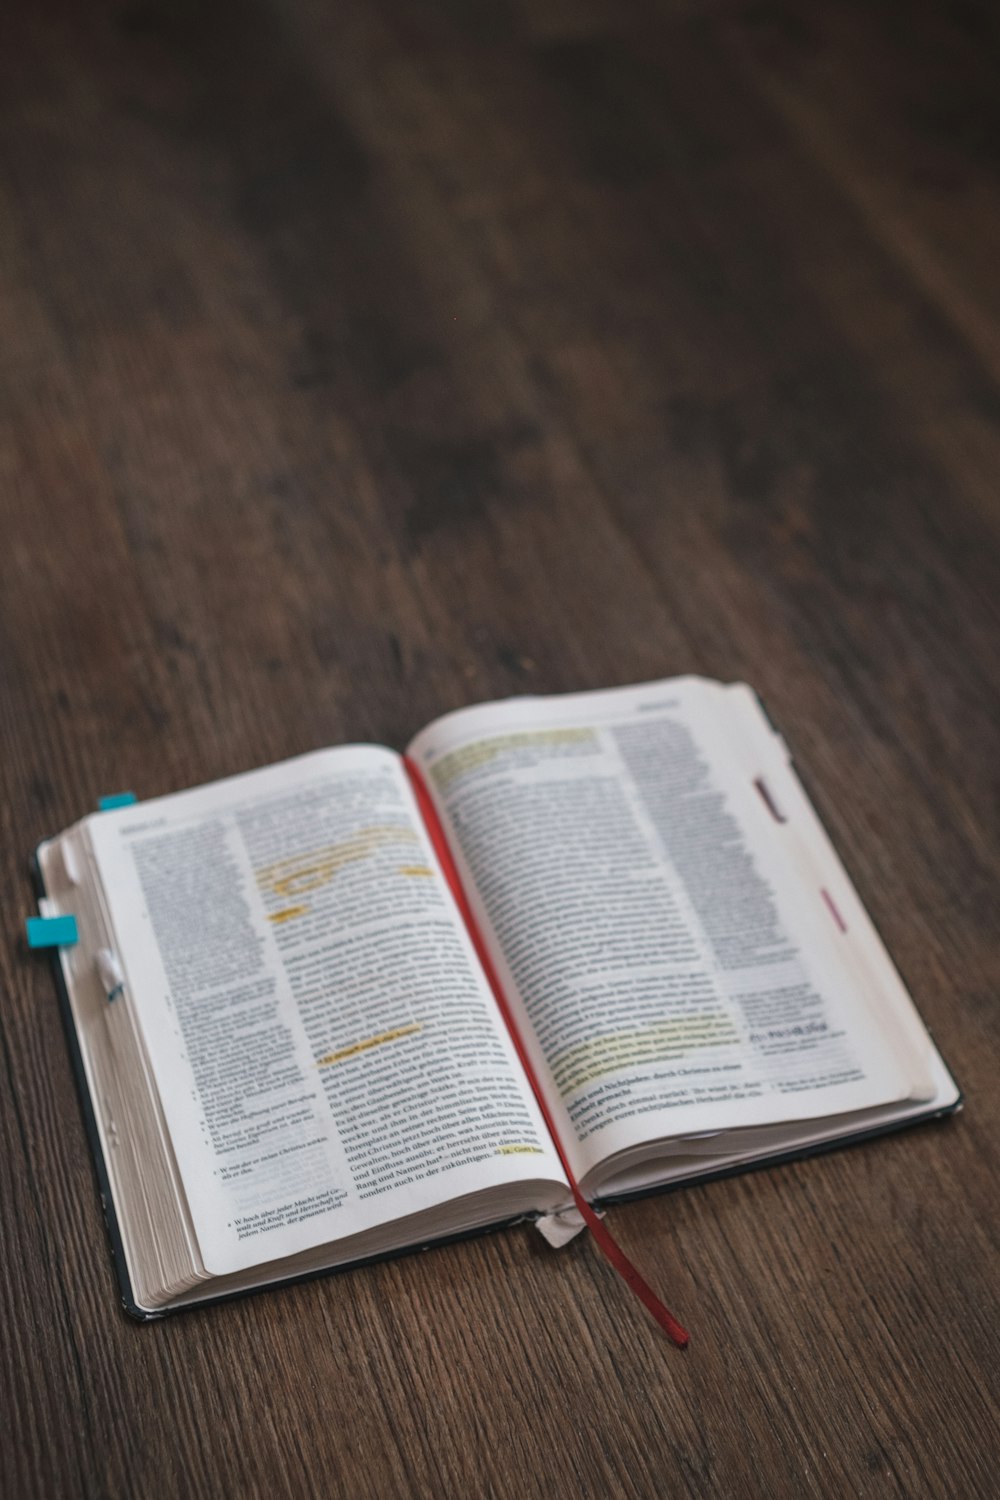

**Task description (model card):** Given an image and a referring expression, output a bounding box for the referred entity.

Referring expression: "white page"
[408,678,940,1183]
[87,747,566,1277]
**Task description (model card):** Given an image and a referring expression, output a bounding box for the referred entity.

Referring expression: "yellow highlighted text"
[552,1014,740,1095]
[256,826,420,900]
[267,904,310,924]
[431,728,596,790]
[317,1023,422,1068]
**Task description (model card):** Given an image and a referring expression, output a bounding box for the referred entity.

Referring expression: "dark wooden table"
[2,1,998,1494]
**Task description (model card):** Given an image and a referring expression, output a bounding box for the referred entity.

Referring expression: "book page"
[408,679,939,1183]
[86,748,567,1277]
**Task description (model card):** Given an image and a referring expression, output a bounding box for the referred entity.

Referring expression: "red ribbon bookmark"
[403,756,690,1349]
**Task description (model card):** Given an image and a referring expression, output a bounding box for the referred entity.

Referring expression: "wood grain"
[1,0,998,1495]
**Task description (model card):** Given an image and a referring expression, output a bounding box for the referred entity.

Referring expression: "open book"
[34,678,959,1320]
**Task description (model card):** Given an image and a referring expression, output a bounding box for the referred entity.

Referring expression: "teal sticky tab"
[26,914,79,948]
[98,792,137,811]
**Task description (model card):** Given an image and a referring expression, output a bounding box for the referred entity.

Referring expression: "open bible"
[34,678,959,1321]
